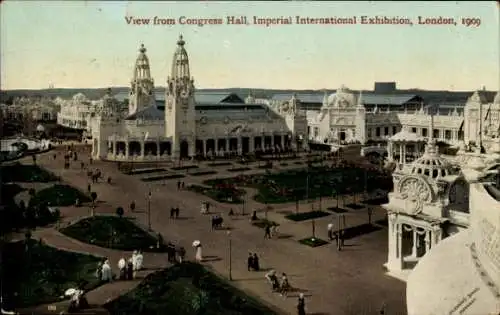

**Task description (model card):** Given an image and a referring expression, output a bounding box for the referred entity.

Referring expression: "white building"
[381,97,500,313]
[1,97,59,122]
[56,91,123,133]
[90,36,308,162]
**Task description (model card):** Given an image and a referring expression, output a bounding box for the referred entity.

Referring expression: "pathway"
[16,147,406,315]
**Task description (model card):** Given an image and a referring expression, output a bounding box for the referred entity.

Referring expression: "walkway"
[18,146,406,315]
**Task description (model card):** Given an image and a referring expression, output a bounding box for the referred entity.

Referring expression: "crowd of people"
[95,250,144,282]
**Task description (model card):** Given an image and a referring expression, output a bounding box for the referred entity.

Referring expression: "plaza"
[7,144,406,315]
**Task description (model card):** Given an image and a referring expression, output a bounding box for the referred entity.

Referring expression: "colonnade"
[386,213,443,272]
[101,133,305,160]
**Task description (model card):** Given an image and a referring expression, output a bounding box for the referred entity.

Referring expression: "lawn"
[207,162,232,167]
[0,239,102,309]
[190,170,218,177]
[31,184,91,207]
[285,210,330,222]
[298,237,329,248]
[171,165,199,171]
[227,167,252,173]
[1,162,59,182]
[60,216,161,252]
[141,174,185,182]
[187,184,245,204]
[104,262,278,315]
[203,166,392,205]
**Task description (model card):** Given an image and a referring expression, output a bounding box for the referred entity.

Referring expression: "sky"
[1,1,499,91]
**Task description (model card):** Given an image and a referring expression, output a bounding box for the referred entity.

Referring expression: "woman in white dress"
[101,260,112,282]
[135,250,144,271]
[195,245,203,262]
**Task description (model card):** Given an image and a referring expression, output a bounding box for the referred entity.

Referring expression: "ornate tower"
[129,44,155,116]
[165,35,196,159]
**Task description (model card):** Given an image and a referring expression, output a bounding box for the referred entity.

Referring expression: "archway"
[180,140,189,159]
[339,131,346,142]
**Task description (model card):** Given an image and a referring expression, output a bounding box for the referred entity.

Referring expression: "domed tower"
[165,35,196,159]
[129,44,155,116]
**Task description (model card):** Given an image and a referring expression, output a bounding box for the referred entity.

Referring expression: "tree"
[116,206,124,218]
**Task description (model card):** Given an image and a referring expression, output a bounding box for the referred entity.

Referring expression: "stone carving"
[398,176,432,215]
[224,116,230,124]
[199,116,207,124]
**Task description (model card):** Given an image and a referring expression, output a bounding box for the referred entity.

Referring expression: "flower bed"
[298,237,329,248]
[187,184,245,204]
[190,170,218,177]
[285,211,330,222]
[171,165,199,171]
[141,174,185,182]
[327,207,348,214]
[344,203,365,210]
[227,167,252,172]
[60,216,162,252]
[1,162,58,182]
[1,239,102,309]
[207,162,232,167]
[104,262,278,315]
[31,184,91,207]
[125,168,167,175]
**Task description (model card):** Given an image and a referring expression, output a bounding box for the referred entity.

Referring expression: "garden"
[141,173,185,182]
[203,165,392,205]
[104,262,278,315]
[60,216,162,252]
[0,238,102,309]
[285,210,330,222]
[190,170,218,177]
[187,184,245,204]
[30,184,91,207]
[1,162,59,182]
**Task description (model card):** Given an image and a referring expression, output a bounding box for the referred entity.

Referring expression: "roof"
[390,129,426,142]
[125,106,164,120]
[116,91,246,105]
[362,94,421,106]
[271,93,325,104]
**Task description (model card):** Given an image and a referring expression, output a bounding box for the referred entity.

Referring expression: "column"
[237,137,242,155]
[271,134,275,148]
[425,230,431,252]
[387,214,396,266]
[432,226,442,246]
[402,143,407,163]
[388,141,393,161]
[398,224,404,267]
[226,137,230,153]
[399,143,403,163]
[140,141,145,159]
[249,136,255,152]
[411,227,418,258]
[202,140,206,157]
[125,142,130,158]
[156,140,161,159]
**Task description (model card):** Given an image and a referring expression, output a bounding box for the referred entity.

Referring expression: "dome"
[327,93,337,105]
[326,86,357,107]
[72,93,88,102]
[409,141,456,179]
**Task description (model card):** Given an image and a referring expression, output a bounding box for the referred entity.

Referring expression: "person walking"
[252,253,260,271]
[264,224,271,239]
[280,273,290,298]
[327,223,334,241]
[297,293,306,315]
[178,246,186,263]
[247,253,254,271]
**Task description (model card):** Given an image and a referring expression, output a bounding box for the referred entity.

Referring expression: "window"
[384,127,389,135]
[433,129,440,138]
[445,130,452,140]
[368,128,372,138]
[432,169,438,178]
[424,169,430,176]
[458,130,464,140]
[422,128,428,137]
[314,127,319,137]
[411,127,417,133]
[376,127,381,137]
[392,126,397,135]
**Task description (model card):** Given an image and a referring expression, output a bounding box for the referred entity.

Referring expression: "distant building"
[89,36,308,162]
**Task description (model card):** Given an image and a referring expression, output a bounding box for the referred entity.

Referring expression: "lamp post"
[241,193,246,216]
[147,190,152,230]
[227,230,232,281]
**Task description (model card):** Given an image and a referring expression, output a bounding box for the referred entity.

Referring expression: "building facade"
[90,36,308,162]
